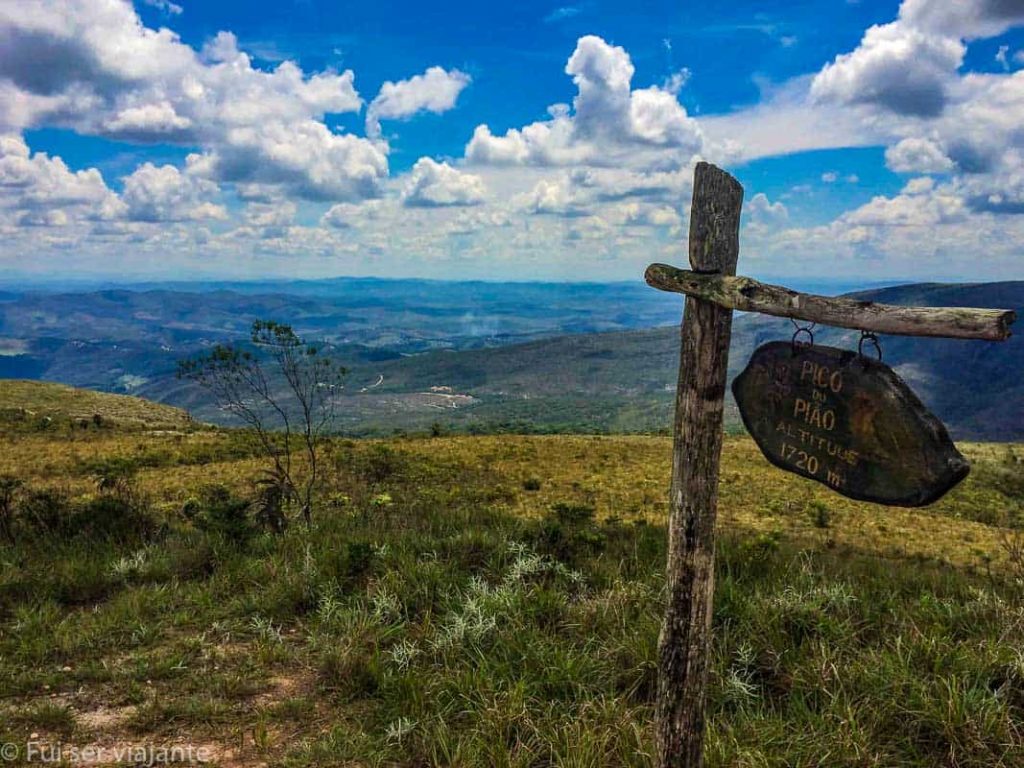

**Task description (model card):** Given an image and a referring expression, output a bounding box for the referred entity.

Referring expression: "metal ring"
[858,331,882,361]
[791,327,814,348]
[790,318,816,350]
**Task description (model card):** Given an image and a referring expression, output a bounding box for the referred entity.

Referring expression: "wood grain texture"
[655,162,743,768]
[645,265,1016,341]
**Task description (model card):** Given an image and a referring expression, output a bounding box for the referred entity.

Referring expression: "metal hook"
[858,331,882,361]
[790,318,816,350]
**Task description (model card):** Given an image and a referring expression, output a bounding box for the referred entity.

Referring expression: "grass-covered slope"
[0,405,1021,765]
[0,379,193,430]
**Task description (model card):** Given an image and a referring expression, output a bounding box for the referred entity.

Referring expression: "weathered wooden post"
[648,161,1015,767]
[655,162,743,767]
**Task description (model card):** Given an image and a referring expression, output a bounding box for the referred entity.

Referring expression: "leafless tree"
[178,320,345,527]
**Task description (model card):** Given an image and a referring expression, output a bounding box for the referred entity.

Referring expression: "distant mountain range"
[1,278,1020,440]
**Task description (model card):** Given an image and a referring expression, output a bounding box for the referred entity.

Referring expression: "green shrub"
[550,502,595,526]
[84,456,140,494]
[724,529,784,579]
[180,496,201,521]
[354,445,403,485]
[252,467,290,534]
[0,475,22,543]
[536,502,606,564]
[809,500,831,529]
[195,484,254,546]
[19,487,72,539]
[70,494,155,543]
[163,533,217,580]
[51,555,114,605]
[341,541,375,582]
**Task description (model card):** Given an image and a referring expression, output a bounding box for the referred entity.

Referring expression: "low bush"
[70,493,155,543]
[194,484,254,546]
[352,445,405,485]
[535,502,606,565]
[18,487,73,539]
[0,474,22,543]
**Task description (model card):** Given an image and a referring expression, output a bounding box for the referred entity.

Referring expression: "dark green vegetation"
[1,279,1021,439]
[0,384,1022,765]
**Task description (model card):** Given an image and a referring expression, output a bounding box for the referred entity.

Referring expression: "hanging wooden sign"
[731,341,970,507]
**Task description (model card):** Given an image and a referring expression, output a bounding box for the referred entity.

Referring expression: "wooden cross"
[646,162,1016,768]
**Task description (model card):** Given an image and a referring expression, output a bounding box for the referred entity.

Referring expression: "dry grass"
[0,380,193,430]
[0,402,1021,765]
[1,426,1019,569]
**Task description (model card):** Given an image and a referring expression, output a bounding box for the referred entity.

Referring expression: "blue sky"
[2,0,1024,283]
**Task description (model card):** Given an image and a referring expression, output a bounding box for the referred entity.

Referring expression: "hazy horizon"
[0,270,943,298]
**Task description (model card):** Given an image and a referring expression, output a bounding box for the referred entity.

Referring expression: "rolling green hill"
[0,379,193,430]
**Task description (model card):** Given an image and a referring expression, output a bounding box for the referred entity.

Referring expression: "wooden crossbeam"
[645,263,1016,341]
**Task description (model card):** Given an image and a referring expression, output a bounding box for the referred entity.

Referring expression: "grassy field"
[0,380,193,431]
[0,389,1022,766]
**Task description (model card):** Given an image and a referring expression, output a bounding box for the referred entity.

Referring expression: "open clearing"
[0,404,1021,765]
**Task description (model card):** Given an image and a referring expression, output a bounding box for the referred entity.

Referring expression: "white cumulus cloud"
[401,158,486,207]
[121,162,225,222]
[899,0,1024,39]
[811,0,1024,118]
[0,133,122,224]
[366,66,471,138]
[885,136,955,173]
[466,35,701,171]
[0,2,385,201]
[810,21,964,117]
